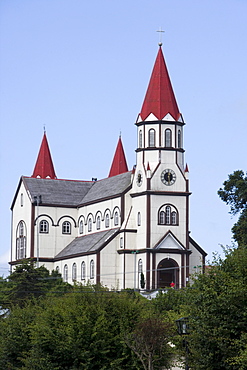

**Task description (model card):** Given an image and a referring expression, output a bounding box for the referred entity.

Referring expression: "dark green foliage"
[218,170,247,245]
[1,260,70,308]
[0,283,175,369]
[185,247,247,369]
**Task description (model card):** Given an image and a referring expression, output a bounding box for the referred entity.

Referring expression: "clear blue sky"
[1,0,247,276]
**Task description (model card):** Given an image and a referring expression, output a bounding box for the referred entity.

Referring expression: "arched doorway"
[157,258,179,288]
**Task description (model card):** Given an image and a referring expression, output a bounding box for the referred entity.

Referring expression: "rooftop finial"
[43,125,46,134]
[156,27,164,46]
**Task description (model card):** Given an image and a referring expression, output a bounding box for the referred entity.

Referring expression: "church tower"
[130,44,192,289]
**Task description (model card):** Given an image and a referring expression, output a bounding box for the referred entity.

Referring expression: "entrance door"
[157,258,179,288]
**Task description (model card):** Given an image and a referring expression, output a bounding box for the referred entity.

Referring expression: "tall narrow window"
[120,237,123,248]
[139,130,143,148]
[165,206,171,225]
[159,211,165,225]
[90,260,94,279]
[72,263,77,281]
[114,212,119,226]
[148,129,155,147]
[88,218,92,232]
[178,129,181,148]
[16,221,26,260]
[96,215,101,230]
[21,193,23,207]
[138,259,143,289]
[165,129,172,147]
[137,212,141,226]
[64,264,68,282]
[40,220,49,233]
[79,220,84,234]
[105,214,110,228]
[171,211,177,225]
[81,261,86,280]
[62,221,71,234]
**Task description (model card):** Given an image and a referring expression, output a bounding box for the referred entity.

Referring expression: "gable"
[154,232,185,250]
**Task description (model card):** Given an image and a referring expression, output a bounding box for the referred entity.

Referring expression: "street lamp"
[176,317,189,370]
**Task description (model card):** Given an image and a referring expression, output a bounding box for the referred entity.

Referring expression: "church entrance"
[157,258,179,289]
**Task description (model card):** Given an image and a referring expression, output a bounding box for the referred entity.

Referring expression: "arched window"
[178,129,182,148]
[165,206,171,225]
[16,221,26,260]
[159,211,165,225]
[56,266,59,273]
[40,220,49,233]
[96,215,101,230]
[148,129,155,147]
[79,220,84,234]
[62,221,71,234]
[158,205,178,226]
[138,259,143,289]
[165,129,172,147]
[90,260,94,279]
[72,263,77,281]
[137,212,141,226]
[88,218,92,232]
[114,211,119,226]
[139,130,143,148]
[105,214,110,228]
[138,259,143,273]
[64,264,68,282]
[171,211,177,225]
[81,261,86,280]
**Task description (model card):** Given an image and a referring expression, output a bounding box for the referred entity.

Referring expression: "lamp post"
[176,317,189,370]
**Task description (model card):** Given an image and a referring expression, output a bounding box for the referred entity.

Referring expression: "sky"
[1,0,247,277]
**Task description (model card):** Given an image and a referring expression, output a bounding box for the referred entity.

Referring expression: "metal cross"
[156,27,165,45]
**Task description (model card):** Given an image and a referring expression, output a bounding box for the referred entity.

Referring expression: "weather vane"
[156,27,165,46]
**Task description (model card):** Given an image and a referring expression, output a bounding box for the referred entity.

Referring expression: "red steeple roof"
[108,136,128,177]
[32,132,56,179]
[140,45,180,121]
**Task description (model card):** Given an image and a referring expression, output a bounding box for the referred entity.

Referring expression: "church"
[10,44,207,290]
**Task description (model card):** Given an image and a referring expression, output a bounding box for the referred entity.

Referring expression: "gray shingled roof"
[80,171,132,205]
[23,171,132,207]
[55,228,119,259]
[23,177,93,206]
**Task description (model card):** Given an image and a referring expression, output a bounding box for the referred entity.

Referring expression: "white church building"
[10,45,207,290]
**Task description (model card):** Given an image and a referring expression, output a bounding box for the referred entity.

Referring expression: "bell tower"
[131,44,191,289]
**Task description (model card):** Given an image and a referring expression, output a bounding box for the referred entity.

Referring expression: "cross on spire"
[156,27,165,46]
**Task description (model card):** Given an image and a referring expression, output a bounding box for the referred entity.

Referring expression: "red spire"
[140,46,180,121]
[108,136,128,177]
[32,132,56,179]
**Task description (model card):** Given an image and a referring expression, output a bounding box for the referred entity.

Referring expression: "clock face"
[136,170,143,186]
[161,169,176,186]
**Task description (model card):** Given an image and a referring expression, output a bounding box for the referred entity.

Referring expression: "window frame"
[165,129,172,147]
[62,221,71,234]
[148,129,155,147]
[90,260,94,279]
[64,264,68,282]
[40,220,49,233]
[72,262,77,281]
[81,261,86,280]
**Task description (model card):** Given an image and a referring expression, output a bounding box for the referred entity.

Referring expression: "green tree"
[2,260,70,308]
[184,247,247,369]
[218,170,247,245]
